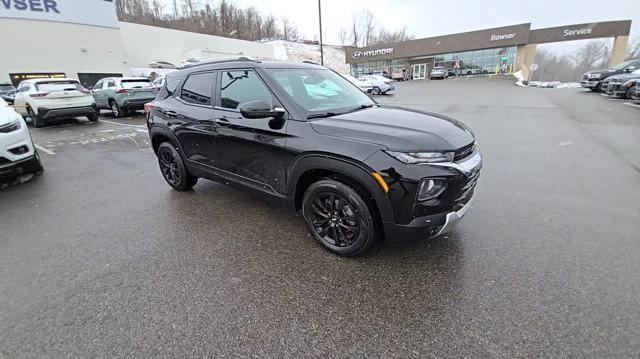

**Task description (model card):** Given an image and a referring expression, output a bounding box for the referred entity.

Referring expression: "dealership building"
[0,0,274,87]
[345,21,631,80]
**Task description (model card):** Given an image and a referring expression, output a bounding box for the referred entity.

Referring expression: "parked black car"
[0,83,16,104]
[602,69,640,98]
[146,58,482,256]
[581,59,640,92]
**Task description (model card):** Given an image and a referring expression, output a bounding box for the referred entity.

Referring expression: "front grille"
[455,167,480,202]
[0,156,10,166]
[453,142,475,162]
[582,74,588,81]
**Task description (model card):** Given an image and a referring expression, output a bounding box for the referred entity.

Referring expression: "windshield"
[121,79,152,89]
[266,68,374,114]
[35,81,81,92]
[611,60,636,71]
[0,84,14,90]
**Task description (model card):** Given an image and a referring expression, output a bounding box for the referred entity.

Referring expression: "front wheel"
[157,142,197,191]
[372,87,381,95]
[626,86,636,99]
[302,179,377,256]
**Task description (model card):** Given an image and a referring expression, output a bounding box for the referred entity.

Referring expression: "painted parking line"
[99,119,147,129]
[34,144,55,155]
[623,102,640,108]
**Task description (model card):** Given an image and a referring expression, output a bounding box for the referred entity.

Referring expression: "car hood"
[0,106,20,126]
[309,106,475,151]
[586,68,621,76]
[606,73,639,81]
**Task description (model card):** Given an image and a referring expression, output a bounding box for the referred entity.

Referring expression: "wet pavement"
[2,79,640,357]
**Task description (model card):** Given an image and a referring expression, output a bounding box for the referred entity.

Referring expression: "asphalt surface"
[2,78,640,358]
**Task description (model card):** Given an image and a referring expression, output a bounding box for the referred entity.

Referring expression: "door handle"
[214,118,230,126]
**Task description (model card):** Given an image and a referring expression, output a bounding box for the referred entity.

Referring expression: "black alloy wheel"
[157,142,197,191]
[302,179,376,256]
[626,86,636,99]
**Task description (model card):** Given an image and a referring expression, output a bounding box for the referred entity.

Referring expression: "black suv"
[146,58,482,256]
[581,59,640,92]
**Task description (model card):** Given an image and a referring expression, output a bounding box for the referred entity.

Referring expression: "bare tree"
[571,40,609,75]
[347,9,412,47]
[627,36,640,60]
[282,18,298,41]
[115,0,287,42]
[338,27,348,46]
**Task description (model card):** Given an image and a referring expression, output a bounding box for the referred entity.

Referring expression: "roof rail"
[182,56,261,69]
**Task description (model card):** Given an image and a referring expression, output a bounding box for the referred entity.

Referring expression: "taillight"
[144,102,155,114]
[116,88,128,93]
[29,92,49,97]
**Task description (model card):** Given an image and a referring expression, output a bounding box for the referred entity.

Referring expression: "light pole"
[318,0,324,66]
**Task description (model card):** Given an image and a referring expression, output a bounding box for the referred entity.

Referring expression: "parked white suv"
[0,98,43,180]
[13,78,98,128]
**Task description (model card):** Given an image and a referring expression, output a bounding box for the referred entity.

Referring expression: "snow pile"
[529,81,581,89]
[265,40,349,74]
[512,70,526,87]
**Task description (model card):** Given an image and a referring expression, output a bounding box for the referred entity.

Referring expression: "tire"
[31,149,44,173]
[626,86,636,99]
[28,107,44,128]
[110,100,124,118]
[87,109,99,121]
[372,87,381,95]
[157,142,197,191]
[302,179,377,256]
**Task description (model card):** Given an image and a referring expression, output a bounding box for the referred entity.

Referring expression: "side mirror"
[626,67,636,72]
[239,100,284,119]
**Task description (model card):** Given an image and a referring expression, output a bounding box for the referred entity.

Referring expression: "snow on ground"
[265,40,349,74]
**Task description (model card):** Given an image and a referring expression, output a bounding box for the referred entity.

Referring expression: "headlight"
[385,151,454,164]
[0,119,21,133]
[623,80,637,88]
[417,178,447,201]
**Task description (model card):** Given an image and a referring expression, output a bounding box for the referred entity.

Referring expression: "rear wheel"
[110,100,124,118]
[302,179,377,256]
[87,109,99,121]
[157,142,197,191]
[28,107,44,128]
[372,87,381,95]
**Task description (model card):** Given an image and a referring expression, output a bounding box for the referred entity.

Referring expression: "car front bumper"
[0,154,41,180]
[379,150,482,241]
[581,80,600,88]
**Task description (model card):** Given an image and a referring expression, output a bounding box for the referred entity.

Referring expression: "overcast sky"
[229,0,639,54]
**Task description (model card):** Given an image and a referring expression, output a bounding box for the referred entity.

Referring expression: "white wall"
[118,22,275,67]
[0,18,129,84]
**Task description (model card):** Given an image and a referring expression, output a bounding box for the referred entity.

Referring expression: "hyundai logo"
[352,51,363,59]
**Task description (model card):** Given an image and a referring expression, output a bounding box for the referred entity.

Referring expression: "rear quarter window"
[158,75,183,100]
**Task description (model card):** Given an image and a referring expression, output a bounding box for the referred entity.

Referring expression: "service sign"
[0,0,119,28]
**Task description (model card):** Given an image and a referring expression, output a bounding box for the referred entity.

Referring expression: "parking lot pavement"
[2,81,640,357]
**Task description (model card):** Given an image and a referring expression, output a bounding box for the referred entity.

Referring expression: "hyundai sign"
[0,0,119,28]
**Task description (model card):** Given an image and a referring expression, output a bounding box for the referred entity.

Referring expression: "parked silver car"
[430,66,448,80]
[92,77,156,117]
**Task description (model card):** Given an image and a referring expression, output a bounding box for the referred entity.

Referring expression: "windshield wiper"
[307,104,376,119]
[345,104,375,113]
[307,111,341,119]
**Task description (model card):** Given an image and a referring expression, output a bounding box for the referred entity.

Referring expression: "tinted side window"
[158,75,182,100]
[220,70,272,110]
[94,80,103,90]
[181,72,214,105]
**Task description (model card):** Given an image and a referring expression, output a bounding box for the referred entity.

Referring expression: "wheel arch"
[150,126,181,155]
[288,153,394,224]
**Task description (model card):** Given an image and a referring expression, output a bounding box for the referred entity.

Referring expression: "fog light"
[417,178,447,201]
